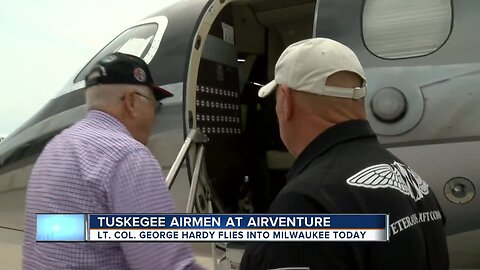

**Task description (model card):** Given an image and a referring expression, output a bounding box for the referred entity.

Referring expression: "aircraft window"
[117,36,154,56]
[363,0,452,59]
[74,16,168,83]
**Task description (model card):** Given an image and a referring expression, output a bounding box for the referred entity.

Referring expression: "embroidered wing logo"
[346,164,410,195]
[346,162,429,201]
[411,170,429,195]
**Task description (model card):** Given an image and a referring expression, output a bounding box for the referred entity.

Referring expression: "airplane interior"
[193,0,315,215]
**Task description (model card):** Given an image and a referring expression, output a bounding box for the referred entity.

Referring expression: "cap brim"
[150,84,174,101]
[258,80,277,98]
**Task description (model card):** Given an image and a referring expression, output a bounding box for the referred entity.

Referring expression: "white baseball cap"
[258,38,367,99]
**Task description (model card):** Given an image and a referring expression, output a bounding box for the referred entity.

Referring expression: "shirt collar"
[286,120,376,181]
[86,110,132,137]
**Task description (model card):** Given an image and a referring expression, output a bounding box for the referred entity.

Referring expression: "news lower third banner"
[36,214,389,242]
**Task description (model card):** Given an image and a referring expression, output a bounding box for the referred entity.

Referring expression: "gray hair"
[85,84,151,110]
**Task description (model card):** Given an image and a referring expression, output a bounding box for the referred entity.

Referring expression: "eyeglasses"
[134,92,162,111]
[120,91,163,113]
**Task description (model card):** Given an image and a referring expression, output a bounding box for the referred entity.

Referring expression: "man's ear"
[123,90,137,118]
[279,85,293,121]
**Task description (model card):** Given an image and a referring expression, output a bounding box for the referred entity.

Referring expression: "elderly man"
[23,53,203,270]
[240,38,448,269]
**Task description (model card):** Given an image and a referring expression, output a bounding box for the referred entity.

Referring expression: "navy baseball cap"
[85,52,173,101]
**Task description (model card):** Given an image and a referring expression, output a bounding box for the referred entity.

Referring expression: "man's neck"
[289,116,335,158]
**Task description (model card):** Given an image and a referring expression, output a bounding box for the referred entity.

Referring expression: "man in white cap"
[240,38,448,269]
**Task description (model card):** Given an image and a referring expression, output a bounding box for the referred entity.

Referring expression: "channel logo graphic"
[36,214,85,241]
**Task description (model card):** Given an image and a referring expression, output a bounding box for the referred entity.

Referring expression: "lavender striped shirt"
[23,110,203,270]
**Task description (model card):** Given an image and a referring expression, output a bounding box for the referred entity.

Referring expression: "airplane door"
[185,1,247,269]
[186,0,243,215]
[314,0,480,268]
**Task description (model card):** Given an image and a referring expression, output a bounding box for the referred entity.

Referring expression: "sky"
[0,0,181,138]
